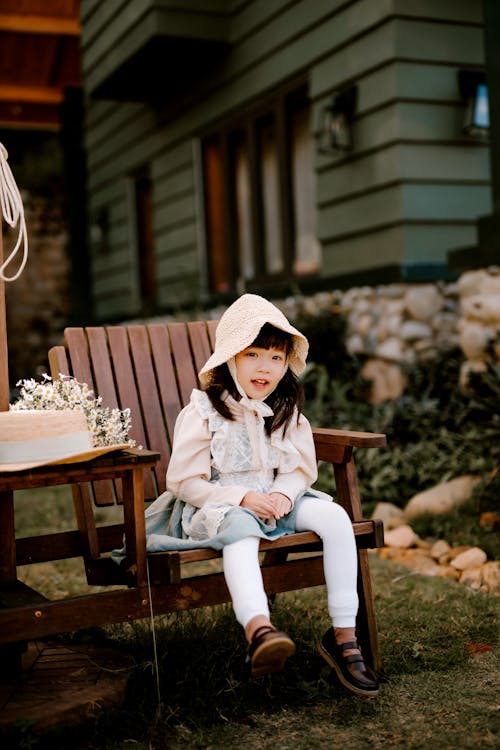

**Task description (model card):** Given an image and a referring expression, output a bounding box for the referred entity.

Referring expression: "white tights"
[222,497,359,630]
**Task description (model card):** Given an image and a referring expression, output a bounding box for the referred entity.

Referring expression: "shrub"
[304,349,500,525]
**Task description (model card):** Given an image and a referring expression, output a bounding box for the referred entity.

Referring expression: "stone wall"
[5,189,70,389]
[2,133,72,393]
[278,267,500,403]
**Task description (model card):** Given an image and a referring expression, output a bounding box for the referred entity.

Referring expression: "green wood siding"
[82,0,229,96]
[314,6,487,281]
[81,0,489,319]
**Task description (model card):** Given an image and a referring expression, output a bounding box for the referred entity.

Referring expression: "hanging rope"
[146,558,163,712]
[0,142,28,282]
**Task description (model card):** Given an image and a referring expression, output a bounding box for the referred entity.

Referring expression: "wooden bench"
[0,319,385,674]
[45,321,386,668]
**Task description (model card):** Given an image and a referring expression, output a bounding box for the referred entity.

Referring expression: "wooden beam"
[0,103,62,131]
[0,217,8,411]
[0,119,60,132]
[0,13,80,36]
[0,84,63,104]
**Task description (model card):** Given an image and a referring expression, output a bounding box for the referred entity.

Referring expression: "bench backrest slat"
[63,328,115,505]
[87,327,120,409]
[106,326,149,450]
[128,325,171,495]
[147,323,182,448]
[167,322,199,405]
[65,328,95,392]
[187,320,213,374]
[207,319,218,349]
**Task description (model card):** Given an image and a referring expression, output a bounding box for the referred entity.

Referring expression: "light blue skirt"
[111,488,332,564]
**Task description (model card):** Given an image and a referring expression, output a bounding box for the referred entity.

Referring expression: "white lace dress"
[133,389,331,555]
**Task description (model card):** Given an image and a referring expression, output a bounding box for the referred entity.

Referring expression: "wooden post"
[0,217,20,676]
[0,224,9,410]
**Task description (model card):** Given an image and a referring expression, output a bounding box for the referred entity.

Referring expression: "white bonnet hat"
[198,294,308,387]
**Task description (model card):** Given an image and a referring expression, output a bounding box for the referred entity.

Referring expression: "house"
[78,0,495,324]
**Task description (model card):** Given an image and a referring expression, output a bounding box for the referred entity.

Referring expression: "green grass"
[6,458,499,750]
[5,551,498,750]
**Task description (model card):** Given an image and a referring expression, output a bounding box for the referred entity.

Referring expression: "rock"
[374,337,405,361]
[447,545,473,561]
[383,524,419,548]
[381,312,403,337]
[459,321,495,360]
[377,547,403,560]
[459,567,483,590]
[457,269,490,297]
[353,312,374,337]
[404,475,482,518]
[458,269,500,298]
[415,537,431,550]
[376,284,406,299]
[481,561,500,595]
[400,320,433,341]
[451,547,488,571]
[405,285,444,321]
[360,359,407,403]
[391,549,443,576]
[371,502,405,530]
[461,294,500,324]
[435,565,461,581]
[430,539,451,560]
[438,552,453,565]
[346,333,365,355]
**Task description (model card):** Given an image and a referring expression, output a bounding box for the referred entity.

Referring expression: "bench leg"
[122,468,148,587]
[356,549,381,671]
[333,459,381,671]
[0,641,27,680]
[0,489,25,678]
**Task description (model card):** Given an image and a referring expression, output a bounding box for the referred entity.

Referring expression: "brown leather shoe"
[247,625,296,677]
[317,628,379,697]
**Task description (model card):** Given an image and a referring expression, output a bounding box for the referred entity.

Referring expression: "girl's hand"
[269,492,292,519]
[241,491,279,520]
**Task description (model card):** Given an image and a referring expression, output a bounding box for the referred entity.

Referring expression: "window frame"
[201,77,316,296]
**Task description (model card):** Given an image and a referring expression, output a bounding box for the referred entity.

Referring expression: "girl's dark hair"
[205,323,304,435]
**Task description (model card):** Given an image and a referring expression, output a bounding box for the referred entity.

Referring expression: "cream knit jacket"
[166,389,317,510]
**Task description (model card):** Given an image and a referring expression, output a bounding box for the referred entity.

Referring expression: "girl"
[144,294,378,696]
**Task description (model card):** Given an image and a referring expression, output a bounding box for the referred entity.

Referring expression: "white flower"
[11,374,136,448]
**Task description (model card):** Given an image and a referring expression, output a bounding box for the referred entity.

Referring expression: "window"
[201,83,319,294]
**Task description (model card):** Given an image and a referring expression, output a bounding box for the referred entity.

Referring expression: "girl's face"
[234,345,287,400]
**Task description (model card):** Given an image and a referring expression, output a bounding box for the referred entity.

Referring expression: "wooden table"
[0,449,159,676]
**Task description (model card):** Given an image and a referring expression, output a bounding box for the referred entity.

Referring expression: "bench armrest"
[312,427,386,464]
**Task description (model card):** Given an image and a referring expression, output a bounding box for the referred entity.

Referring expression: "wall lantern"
[90,208,110,255]
[316,86,357,154]
[458,70,489,139]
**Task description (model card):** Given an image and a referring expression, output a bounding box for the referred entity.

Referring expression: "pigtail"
[265,368,304,436]
[205,364,239,421]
